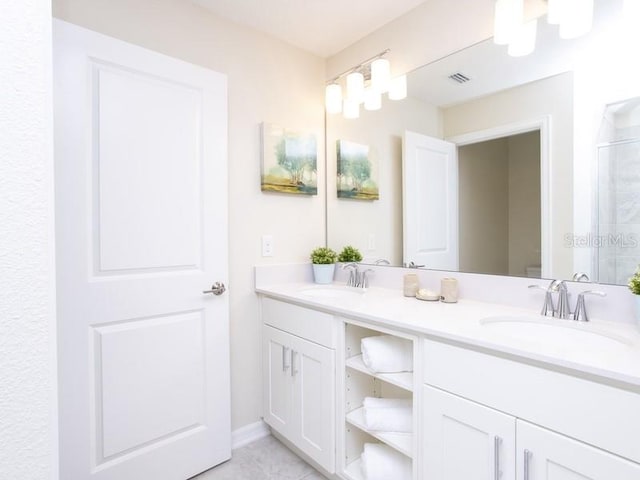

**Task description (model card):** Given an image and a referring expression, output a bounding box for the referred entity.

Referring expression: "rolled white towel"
[360,442,412,480]
[361,335,413,373]
[363,397,412,433]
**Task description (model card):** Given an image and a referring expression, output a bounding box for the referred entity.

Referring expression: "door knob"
[203,282,226,296]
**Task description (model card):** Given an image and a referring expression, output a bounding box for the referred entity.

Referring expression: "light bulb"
[371,58,391,93]
[559,0,593,39]
[346,72,364,103]
[325,84,342,114]
[494,0,524,45]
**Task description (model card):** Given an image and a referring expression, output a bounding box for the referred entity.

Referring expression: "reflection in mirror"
[326,0,639,285]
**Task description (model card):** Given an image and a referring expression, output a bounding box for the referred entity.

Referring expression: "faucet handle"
[528,284,555,317]
[573,290,606,322]
[361,269,374,288]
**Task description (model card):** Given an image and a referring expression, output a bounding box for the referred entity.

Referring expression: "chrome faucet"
[528,281,556,317]
[374,259,390,265]
[341,263,371,288]
[573,290,606,322]
[342,262,359,287]
[551,280,571,319]
[572,272,590,282]
[529,280,606,322]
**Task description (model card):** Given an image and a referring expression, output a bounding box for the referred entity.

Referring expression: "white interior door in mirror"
[54,20,229,480]
[403,131,458,270]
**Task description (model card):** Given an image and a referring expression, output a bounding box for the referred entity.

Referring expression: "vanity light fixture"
[325,83,342,114]
[324,49,407,118]
[494,0,593,57]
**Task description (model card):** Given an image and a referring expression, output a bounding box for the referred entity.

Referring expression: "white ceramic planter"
[636,295,640,331]
[312,264,335,284]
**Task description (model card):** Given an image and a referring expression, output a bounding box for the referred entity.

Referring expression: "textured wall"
[0,1,58,479]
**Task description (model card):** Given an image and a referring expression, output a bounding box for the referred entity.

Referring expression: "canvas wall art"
[336,140,379,200]
[261,123,318,195]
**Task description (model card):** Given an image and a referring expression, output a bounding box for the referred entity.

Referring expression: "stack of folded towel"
[361,335,413,373]
[362,396,412,433]
[360,442,412,480]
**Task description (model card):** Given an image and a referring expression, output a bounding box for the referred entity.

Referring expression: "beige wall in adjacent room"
[458,139,509,275]
[53,0,326,431]
[508,131,541,277]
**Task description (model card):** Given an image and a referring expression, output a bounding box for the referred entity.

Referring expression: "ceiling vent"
[448,72,471,84]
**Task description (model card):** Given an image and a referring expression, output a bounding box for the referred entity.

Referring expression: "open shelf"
[344,458,364,480]
[345,407,413,458]
[346,354,414,392]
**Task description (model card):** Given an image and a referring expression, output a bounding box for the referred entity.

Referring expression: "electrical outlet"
[262,235,274,257]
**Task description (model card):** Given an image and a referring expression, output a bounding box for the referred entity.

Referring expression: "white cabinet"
[261,299,336,473]
[422,386,515,480]
[422,385,640,480]
[517,421,640,480]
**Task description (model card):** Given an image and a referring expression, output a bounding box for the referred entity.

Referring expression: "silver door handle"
[203,282,226,295]
[524,449,531,480]
[291,350,297,377]
[282,347,290,372]
[494,436,501,480]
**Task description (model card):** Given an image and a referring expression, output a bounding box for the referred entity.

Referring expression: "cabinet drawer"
[262,297,336,349]
[423,338,640,464]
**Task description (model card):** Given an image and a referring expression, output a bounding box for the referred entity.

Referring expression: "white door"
[517,421,640,480]
[53,20,230,480]
[402,131,458,270]
[423,386,516,480]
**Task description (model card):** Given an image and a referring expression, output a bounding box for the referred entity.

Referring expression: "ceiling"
[192,0,429,57]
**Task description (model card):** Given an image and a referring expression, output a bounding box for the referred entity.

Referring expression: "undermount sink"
[298,285,366,299]
[480,315,634,348]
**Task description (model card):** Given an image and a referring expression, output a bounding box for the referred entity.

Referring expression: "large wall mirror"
[326,0,640,286]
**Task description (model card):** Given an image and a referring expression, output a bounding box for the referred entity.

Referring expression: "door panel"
[96,64,202,273]
[294,336,335,473]
[54,20,229,480]
[423,386,516,480]
[97,312,205,459]
[517,421,640,480]
[263,325,294,432]
[403,131,458,270]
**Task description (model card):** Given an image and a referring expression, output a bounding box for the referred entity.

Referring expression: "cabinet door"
[262,325,294,435]
[423,386,516,480]
[517,421,640,480]
[291,334,336,473]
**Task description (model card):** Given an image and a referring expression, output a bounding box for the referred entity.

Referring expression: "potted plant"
[310,247,338,284]
[628,266,640,328]
[338,245,363,263]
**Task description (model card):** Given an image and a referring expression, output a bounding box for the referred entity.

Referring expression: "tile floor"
[191,435,328,480]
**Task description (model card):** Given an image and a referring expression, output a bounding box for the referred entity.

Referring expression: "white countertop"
[256,282,640,389]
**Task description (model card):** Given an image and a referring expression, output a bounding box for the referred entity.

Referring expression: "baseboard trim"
[231,420,271,450]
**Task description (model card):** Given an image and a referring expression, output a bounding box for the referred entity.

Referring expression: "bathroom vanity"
[256,270,640,480]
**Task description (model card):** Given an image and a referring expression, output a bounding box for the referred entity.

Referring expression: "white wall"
[443,72,574,279]
[326,96,440,265]
[53,0,326,431]
[0,1,58,479]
